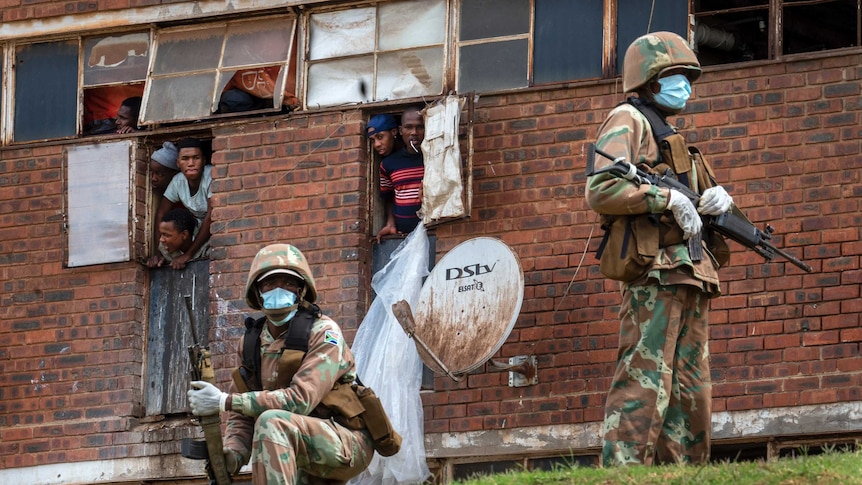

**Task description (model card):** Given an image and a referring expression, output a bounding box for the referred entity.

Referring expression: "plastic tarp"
[349,224,431,485]
[419,95,466,224]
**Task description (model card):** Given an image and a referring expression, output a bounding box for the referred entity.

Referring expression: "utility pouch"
[356,386,402,457]
[320,382,366,430]
[598,215,660,282]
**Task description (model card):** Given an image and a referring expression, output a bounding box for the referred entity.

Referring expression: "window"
[65,141,142,267]
[83,32,149,135]
[10,33,150,143]
[456,0,688,93]
[13,41,79,142]
[305,0,446,108]
[692,0,860,66]
[141,15,297,124]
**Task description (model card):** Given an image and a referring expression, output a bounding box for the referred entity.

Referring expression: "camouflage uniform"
[223,244,375,484]
[586,32,721,466]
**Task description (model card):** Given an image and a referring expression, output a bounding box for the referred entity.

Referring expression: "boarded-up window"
[142,15,297,124]
[14,41,78,142]
[65,141,134,267]
[145,261,210,415]
[306,0,446,107]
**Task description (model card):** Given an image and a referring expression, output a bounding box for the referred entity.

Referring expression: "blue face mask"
[261,288,298,326]
[653,74,692,111]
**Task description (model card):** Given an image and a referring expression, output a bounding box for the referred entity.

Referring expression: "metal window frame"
[301,0,449,108]
[140,13,298,125]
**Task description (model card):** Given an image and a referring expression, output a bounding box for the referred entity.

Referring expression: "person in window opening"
[586,32,733,467]
[375,107,425,243]
[148,138,213,270]
[148,207,209,268]
[116,96,142,134]
[150,141,180,194]
[187,244,390,483]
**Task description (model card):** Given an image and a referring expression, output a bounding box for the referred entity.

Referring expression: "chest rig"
[595,98,726,281]
[233,305,318,393]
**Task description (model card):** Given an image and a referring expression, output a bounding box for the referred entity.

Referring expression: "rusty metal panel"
[145,260,210,416]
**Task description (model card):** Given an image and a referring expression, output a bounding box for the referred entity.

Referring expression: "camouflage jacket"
[223,315,357,462]
[586,100,720,294]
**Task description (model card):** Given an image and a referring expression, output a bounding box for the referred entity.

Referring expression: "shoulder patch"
[323,330,340,346]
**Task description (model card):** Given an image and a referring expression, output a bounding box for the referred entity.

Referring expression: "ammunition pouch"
[313,382,402,457]
[597,215,659,282]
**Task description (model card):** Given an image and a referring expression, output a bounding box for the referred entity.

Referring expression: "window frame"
[140,13,298,126]
[301,0,450,108]
[3,30,153,145]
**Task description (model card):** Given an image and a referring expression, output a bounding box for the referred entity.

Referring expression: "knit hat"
[151,141,179,170]
[366,114,398,137]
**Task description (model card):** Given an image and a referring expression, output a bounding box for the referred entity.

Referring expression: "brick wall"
[1,39,861,484]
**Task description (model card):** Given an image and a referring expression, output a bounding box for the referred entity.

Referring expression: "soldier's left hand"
[698,186,733,216]
[188,381,227,416]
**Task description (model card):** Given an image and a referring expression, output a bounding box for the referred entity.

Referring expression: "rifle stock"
[587,144,813,273]
[182,296,233,485]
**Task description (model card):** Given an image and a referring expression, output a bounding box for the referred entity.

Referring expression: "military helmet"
[245,244,317,310]
[622,31,702,92]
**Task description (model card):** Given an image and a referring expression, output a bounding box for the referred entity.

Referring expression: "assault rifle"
[180,296,232,485]
[586,143,813,273]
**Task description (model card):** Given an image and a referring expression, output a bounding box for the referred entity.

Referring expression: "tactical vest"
[595,98,728,281]
[231,306,402,458]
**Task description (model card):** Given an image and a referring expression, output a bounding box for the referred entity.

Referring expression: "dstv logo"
[445,262,496,280]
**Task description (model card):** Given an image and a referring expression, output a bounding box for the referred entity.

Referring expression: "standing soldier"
[586,32,734,466]
[188,244,399,484]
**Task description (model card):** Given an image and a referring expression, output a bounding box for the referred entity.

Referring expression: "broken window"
[82,32,150,135]
[142,15,297,124]
[65,141,141,267]
[305,0,446,108]
[10,33,150,143]
[692,0,860,65]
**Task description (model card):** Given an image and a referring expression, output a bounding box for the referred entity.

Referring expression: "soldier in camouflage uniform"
[586,32,734,466]
[188,244,374,484]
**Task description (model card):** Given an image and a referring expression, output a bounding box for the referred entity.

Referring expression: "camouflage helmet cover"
[622,31,702,92]
[245,244,317,309]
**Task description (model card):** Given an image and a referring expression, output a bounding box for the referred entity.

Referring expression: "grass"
[453,448,862,485]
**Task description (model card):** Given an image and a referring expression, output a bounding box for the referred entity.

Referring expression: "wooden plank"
[145,260,210,416]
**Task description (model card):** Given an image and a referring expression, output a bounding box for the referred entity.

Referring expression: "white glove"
[667,189,702,240]
[698,185,733,216]
[188,381,227,416]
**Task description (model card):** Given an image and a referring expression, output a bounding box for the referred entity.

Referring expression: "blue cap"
[366,114,397,137]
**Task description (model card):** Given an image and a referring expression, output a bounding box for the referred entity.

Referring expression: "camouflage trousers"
[251,409,375,485]
[602,283,711,466]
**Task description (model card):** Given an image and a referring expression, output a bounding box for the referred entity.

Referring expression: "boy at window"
[148,207,210,268]
[367,113,400,159]
[376,107,425,243]
[115,96,142,134]
[149,138,213,270]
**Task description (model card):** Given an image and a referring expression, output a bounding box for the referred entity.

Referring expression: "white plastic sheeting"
[349,224,431,485]
[419,95,466,224]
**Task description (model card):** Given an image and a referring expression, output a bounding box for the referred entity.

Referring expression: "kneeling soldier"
[189,244,399,484]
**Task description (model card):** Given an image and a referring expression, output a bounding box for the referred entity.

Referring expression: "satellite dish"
[408,237,524,377]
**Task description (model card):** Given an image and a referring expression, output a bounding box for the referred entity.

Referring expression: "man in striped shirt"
[376,106,425,243]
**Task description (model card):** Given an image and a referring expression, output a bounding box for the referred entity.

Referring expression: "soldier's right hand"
[667,189,702,240]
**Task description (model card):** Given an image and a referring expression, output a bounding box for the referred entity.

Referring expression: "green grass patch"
[454,449,862,485]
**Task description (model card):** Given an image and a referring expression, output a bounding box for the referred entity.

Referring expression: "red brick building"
[1,1,860,484]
